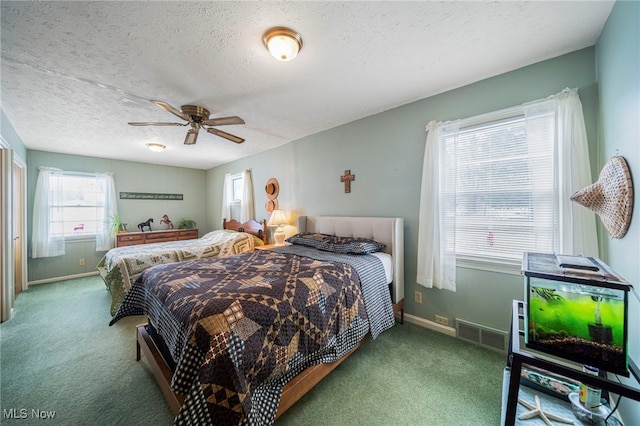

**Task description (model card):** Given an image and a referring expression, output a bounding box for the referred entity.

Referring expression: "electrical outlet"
[414,290,422,304]
[79,258,85,266]
[435,315,448,326]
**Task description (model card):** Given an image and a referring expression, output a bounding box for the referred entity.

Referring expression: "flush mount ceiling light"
[146,143,166,152]
[263,27,303,62]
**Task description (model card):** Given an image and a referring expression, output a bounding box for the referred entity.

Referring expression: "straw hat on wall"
[571,156,634,239]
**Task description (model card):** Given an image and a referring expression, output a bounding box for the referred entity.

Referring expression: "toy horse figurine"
[160,214,174,229]
[137,218,153,232]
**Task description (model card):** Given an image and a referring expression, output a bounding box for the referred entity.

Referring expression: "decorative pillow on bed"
[286,233,385,254]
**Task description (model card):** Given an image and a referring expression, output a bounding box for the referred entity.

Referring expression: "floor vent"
[455,319,507,353]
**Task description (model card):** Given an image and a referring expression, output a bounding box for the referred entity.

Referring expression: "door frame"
[0,137,14,321]
[13,154,27,295]
[0,136,26,322]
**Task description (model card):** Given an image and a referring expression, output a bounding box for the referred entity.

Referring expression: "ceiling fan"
[128,100,245,145]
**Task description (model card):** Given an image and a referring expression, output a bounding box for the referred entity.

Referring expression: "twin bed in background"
[98,219,266,315]
[110,215,404,425]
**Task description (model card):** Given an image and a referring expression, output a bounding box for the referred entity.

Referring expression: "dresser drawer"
[178,230,198,240]
[145,232,178,243]
[116,233,145,247]
[114,229,199,247]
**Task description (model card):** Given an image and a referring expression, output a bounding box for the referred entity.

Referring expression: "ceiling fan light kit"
[129,101,245,145]
[146,143,165,152]
[263,27,303,62]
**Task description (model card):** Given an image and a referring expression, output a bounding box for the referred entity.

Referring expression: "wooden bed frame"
[136,215,404,419]
[223,218,268,245]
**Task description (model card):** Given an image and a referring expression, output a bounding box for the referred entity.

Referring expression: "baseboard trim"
[28,271,100,286]
[403,313,457,337]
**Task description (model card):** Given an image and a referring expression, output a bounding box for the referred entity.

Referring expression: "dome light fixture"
[263,27,303,62]
[146,143,166,152]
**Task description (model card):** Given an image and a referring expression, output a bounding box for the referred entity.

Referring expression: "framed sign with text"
[119,192,183,200]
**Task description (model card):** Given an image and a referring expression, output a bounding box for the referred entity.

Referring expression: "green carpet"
[1,276,505,425]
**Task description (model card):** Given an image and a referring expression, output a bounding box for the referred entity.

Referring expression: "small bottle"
[579,365,601,408]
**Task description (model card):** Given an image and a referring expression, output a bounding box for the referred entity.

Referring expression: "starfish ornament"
[518,395,574,425]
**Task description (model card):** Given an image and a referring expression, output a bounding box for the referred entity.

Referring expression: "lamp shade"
[267,209,288,227]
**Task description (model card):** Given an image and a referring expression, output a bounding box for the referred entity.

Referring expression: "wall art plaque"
[119,192,183,200]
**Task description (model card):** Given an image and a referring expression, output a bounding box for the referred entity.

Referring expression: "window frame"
[231,173,244,204]
[51,172,109,242]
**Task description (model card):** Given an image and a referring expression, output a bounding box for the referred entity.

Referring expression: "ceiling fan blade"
[151,100,189,121]
[128,122,187,126]
[202,116,245,126]
[206,127,245,144]
[184,129,199,145]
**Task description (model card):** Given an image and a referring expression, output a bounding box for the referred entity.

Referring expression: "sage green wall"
[596,0,640,421]
[27,150,207,282]
[207,47,599,335]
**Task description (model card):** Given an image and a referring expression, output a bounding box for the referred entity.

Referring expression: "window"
[417,89,597,290]
[228,173,244,219]
[50,174,110,238]
[441,112,557,264]
[231,173,244,203]
[221,170,254,223]
[32,168,116,258]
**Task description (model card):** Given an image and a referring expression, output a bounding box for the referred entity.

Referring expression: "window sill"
[456,255,522,276]
[64,235,97,243]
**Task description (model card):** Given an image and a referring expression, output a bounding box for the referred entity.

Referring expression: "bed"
[110,215,404,425]
[98,219,267,315]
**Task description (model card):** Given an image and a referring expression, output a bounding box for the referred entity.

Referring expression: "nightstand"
[255,244,277,250]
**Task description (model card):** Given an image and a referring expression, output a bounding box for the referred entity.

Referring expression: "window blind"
[49,173,108,237]
[440,110,559,262]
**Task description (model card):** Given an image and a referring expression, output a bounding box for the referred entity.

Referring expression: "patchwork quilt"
[110,247,393,425]
[98,230,258,315]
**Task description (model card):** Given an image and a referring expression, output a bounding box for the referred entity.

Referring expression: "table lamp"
[267,209,288,246]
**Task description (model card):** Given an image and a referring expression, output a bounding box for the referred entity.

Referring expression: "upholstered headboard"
[296,216,404,305]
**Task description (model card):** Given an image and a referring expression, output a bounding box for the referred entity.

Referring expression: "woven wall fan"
[129,100,245,145]
[571,156,634,238]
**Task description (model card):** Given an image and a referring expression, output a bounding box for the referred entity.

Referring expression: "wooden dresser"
[115,229,199,247]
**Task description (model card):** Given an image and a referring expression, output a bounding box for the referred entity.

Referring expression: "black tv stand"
[505,300,640,425]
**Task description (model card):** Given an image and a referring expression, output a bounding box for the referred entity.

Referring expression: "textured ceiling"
[1,1,614,170]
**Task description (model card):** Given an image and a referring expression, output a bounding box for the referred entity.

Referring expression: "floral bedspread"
[98,230,257,315]
[110,248,392,425]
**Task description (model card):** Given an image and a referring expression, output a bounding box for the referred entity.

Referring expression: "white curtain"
[524,88,598,256]
[416,121,458,291]
[31,167,65,258]
[221,170,255,223]
[221,173,232,221]
[95,172,117,251]
[240,169,254,223]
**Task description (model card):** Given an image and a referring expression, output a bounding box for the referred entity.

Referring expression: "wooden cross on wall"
[340,170,355,193]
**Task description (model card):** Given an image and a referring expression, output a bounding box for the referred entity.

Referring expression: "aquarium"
[523,252,631,376]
